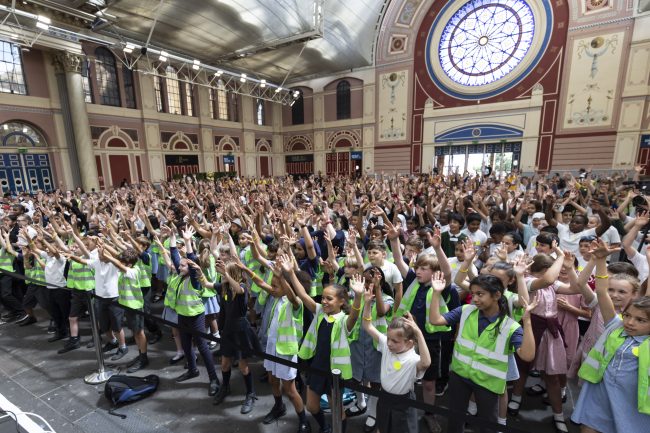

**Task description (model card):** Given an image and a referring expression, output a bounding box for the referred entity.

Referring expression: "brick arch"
[98,126,135,149]
[327,130,361,150]
[285,135,313,152]
[256,138,271,152]
[164,131,197,151]
[217,135,240,153]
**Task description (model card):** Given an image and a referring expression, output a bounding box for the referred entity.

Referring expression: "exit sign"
[17,147,27,154]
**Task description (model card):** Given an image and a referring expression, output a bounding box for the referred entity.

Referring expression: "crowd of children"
[0,167,649,433]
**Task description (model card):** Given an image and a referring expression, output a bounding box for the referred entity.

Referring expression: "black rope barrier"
[0,268,535,433]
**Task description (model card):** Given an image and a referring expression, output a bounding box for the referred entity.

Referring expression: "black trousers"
[178,313,217,380]
[48,289,71,334]
[0,274,24,313]
[446,372,499,433]
[141,286,161,334]
[22,284,49,312]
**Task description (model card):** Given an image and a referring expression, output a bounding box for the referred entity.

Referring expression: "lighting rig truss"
[0,1,309,105]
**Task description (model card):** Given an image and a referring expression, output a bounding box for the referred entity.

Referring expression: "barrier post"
[331,369,343,433]
[84,295,115,384]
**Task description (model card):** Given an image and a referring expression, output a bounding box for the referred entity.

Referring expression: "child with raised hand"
[237,256,310,433]
[280,254,363,433]
[362,286,429,433]
[571,238,650,431]
[429,272,537,433]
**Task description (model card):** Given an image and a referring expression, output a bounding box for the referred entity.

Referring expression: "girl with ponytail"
[429,273,537,433]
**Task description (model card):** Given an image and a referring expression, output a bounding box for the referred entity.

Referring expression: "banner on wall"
[351,151,363,160]
[223,155,235,165]
[640,135,650,149]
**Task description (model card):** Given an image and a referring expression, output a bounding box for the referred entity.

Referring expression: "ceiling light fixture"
[275,87,282,93]
[192,59,200,70]
[260,79,266,88]
[123,43,135,54]
[159,51,168,62]
[36,15,51,30]
[240,73,247,83]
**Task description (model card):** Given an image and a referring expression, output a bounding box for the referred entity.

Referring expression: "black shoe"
[58,338,80,354]
[47,321,56,334]
[86,340,95,349]
[529,369,541,378]
[126,355,149,373]
[110,347,129,361]
[18,316,37,327]
[147,331,163,344]
[298,421,312,433]
[102,341,119,353]
[208,378,220,396]
[435,382,448,397]
[213,385,230,405]
[241,392,257,414]
[47,332,66,343]
[527,384,546,396]
[320,425,332,433]
[543,394,567,405]
[175,369,200,382]
[263,403,286,424]
[13,313,29,323]
[259,371,269,383]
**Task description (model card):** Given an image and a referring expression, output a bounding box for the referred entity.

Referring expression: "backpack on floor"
[104,374,159,418]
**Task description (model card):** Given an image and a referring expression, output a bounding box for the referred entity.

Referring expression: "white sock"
[366,396,377,418]
[467,400,477,415]
[497,417,506,425]
[511,394,522,403]
[214,331,220,338]
[553,412,568,432]
[561,387,566,398]
[356,392,366,409]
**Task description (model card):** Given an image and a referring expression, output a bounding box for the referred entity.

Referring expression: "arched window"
[94,47,120,106]
[217,79,229,120]
[122,67,136,108]
[336,80,351,120]
[81,58,93,103]
[0,122,47,147]
[291,89,304,125]
[0,41,27,95]
[165,66,182,114]
[154,75,164,112]
[256,99,265,126]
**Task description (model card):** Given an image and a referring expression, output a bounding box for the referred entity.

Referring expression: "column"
[52,52,99,191]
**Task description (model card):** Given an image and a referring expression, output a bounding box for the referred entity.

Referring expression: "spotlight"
[240,73,247,83]
[192,59,200,71]
[123,43,135,54]
[159,51,168,62]
[260,79,266,88]
[140,47,147,55]
[215,70,223,76]
[293,90,300,98]
[275,87,282,93]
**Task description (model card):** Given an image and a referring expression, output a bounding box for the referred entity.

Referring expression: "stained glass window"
[438,0,535,86]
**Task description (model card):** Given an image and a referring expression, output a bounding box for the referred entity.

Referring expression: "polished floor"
[0,308,579,433]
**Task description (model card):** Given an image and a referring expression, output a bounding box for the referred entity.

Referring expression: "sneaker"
[47,321,56,334]
[435,382,448,397]
[126,355,149,373]
[208,340,218,350]
[13,313,29,323]
[0,311,18,321]
[213,385,230,406]
[58,338,80,354]
[18,316,37,327]
[423,415,442,433]
[86,340,95,349]
[169,353,185,365]
[147,331,163,345]
[263,403,286,424]
[298,421,312,433]
[110,347,129,361]
[208,378,220,396]
[175,369,200,382]
[102,341,119,352]
[240,392,257,414]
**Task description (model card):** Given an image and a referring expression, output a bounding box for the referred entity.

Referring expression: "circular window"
[425,0,552,100]
[439,0,534,86]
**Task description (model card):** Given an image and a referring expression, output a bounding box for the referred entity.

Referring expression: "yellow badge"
[224,294,228,301]
[632,346,639,357]
[327,315,335,323]
[393,361,402,371]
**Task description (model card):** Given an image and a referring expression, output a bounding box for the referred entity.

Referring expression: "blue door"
[0,153,54,194]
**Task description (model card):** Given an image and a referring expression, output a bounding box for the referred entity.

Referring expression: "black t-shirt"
[217,282,247,334]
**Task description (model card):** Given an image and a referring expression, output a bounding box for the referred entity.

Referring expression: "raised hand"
[350,274,365,297]
[635,211,649,228]
[513,254,530,276]
[588,238,620,259]
[521,294,539,320]
[431,271,446,292]
[562,250,575,269]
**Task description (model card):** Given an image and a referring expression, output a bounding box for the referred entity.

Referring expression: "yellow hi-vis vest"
[273,297,304,356]
[118,272,144,309]
[349,295,391,349]
[0,247,13,271]
[165,274,205,317]
[451,304,520,395]
[298,304,352,379]
[395,279,450,334]
[578,324,650,415]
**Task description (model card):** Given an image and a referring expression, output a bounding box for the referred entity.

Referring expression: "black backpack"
[104,374,159,418]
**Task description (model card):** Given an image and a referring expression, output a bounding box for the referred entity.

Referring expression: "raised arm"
[590,239,620,324]
[428,272,450,326]
[279,254,316,314]
[515,298,538,362]
[529,243,565,291]
[346,275,364,332]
